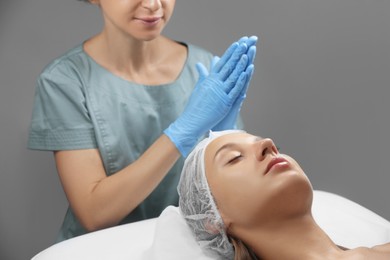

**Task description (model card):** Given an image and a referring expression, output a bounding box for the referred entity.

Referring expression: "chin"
[134,33,160,42]
[285,176,313,216]
[127,26,163,42]
[268,173,314,219]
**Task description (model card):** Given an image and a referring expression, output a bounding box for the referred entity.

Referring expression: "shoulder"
[39,44,90,83]
[344,245,390,259]
[372,242,390,254]
[35,44,93,97]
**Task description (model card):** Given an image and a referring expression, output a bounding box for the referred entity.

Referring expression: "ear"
[219,210,233,231]
[204,220,220,235]
[203,211,232,235]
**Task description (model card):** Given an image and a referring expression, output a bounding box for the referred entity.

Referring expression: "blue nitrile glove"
[212,36,258,130]
[164,41,250,157]
[211,36,257,72]
[211,63,254,131]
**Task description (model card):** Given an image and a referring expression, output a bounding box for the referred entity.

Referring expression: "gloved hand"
[164,39,252,157]
[211,36,258,131]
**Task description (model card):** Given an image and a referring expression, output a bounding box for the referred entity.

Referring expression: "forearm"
[88,134,180,229]
[56,134,181,231]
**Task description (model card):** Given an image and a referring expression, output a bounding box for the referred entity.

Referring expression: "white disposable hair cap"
[178,130,245,259]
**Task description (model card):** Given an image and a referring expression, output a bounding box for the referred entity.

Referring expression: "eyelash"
[226,146,281,165]
[227,155,243,164]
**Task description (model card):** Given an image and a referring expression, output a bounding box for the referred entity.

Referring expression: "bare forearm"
[56,134,181,231]
[88,135,180,229]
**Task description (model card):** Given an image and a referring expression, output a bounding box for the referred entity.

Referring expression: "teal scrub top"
[28,42,215,242]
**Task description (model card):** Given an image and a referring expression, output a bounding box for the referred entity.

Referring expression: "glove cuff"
[164,124,197,158]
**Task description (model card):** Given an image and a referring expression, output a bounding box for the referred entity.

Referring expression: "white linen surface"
[32,191,390,260]
[31,218,156,260]
[312,190,390,248]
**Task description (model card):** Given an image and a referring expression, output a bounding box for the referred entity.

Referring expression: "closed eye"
[227,155,243,165]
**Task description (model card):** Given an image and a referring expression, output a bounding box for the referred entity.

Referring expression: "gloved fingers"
[238,36,249,44]
[214,36,257,72]
[223,54,248,93]
[229,72,249,119]
[210,56,220,70]
[238,64,254,99]
[239,36,257,68]
[246,64,255,84]
[244,35,258,49]
[228,71,249,101]
[218,43,248,81]
[239,36,258,54]
[212,42,239,73]
[247,46,257,66]
[196,62,209,79]
[232,62,254,99]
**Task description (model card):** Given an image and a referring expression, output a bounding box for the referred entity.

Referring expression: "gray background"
[1,0,389,259]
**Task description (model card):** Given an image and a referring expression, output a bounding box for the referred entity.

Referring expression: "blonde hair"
[230,236,259,260]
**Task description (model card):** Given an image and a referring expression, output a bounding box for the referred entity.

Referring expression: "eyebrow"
[213,143,237,162]
[213,136,263,161]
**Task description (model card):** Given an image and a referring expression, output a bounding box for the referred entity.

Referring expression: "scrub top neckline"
[80,42,190,88]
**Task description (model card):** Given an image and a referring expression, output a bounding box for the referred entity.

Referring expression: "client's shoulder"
[372,242,390,254]
[343,243,390,259]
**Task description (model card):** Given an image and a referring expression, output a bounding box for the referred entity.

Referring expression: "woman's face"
[204,133,313,232]
[92,0,175,41]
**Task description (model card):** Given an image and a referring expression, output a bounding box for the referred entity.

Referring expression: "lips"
[136,17,162,24]
[265,157,289,175]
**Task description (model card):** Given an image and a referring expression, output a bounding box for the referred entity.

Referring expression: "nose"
[142,0,162,11]
[256,138,278,161]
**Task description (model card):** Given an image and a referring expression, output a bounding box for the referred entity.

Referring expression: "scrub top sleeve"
[28,67,97,151]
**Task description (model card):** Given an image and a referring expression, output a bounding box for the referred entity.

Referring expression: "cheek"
[164,0,176,9]
[252,171,313,222]
[211,166,313,229]
[162,4,174,22]
[210,170,264,225]
[101,5,125,24]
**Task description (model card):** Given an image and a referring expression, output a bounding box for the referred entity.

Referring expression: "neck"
[98,29,166,71]
[84,30,177,85]
[240,213,345,260]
